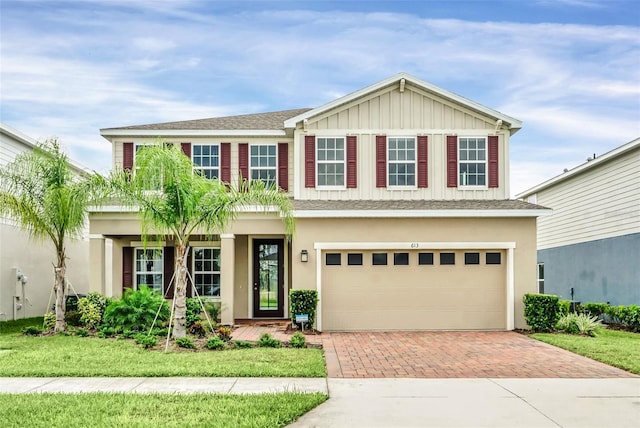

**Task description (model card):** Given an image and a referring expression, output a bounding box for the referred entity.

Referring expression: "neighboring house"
[0,123,90,321]
[90,72,549,331]
[517,138,640,306]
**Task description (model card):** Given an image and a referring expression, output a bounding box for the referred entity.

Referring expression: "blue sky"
[1,0,638,195]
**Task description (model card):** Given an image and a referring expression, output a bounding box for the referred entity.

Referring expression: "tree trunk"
[172,245,189,338]
[54,250,67,333]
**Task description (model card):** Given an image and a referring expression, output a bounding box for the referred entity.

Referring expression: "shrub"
[97,326,116,338]
[523,294,561,332]
[120,330,136,339]
[175,337,195,349]
[290,290,318,329]
[185,297,203,328]
[188,320,208,338]
[150,327,169,337]
[217,326,232,342]
[290,332,307,348]
[21,326,42,336]
[75,328,89,337]
[580,302,609,319]
[103,287,169,332]
[78,292,108,329]
[558,299,571,315]
[135,333,158,349]
[617,304,640,332]
[206,336,225,350]
[65,310,82,327]
[43,312,56,331]
[556,313,602,336]
[257,332,281,348]
[205,302,221,323]
[233,340,253,349]
[606,305,624,323]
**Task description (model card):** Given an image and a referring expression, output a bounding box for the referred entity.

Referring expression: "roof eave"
[292,208,552,218]
[99,129,287,138]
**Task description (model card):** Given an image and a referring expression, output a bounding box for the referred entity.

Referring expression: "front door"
[253,239,284,318]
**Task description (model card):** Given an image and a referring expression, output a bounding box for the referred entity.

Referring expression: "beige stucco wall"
[291,217,537,330]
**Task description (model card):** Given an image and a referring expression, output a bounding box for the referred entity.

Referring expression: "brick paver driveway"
[321,331,636,378]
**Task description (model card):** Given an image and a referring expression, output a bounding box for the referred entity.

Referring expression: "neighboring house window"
[135,248,163,294]
[458,137,486,186]
[316,137,345,187]
[192,144,219,179]
[537,263,544,294]
[193,248,221,298]
[388,137,416,187]
[250,144,277,186]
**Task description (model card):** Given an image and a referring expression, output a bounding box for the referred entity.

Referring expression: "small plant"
[188,320,208,338]
[205,302,222,323]
[65,310,82,327]
[135,333,158,349]
[78,292,108,329]
[233,340,253,349]
[75,328,89,337]
[175,337,195,349]
[523,294,561,332]
[290,290,318,329]
[206,336,225,350]
[120,330,136,339]
[556,313,602,336]
[217,326,232,342]
[290,332,307,348]
[150,327,169,337]
[258,332,281,348]
[581,302,609,319]
[21,326,42,336]
[97,325,116,338]
[43,312,56,331]
[103,286,170,332]
[185,297,203,328]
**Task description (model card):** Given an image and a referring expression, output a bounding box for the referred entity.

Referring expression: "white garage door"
[321,249,506,331]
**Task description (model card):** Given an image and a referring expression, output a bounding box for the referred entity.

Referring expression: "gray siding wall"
[538,233,640,305]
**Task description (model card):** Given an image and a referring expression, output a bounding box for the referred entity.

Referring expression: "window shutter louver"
[180,143,191,158]
[238,143,249,181]
[446,136,458,187]
[305,135,315,188]
[220,143,231,183]
[346,136,357,188]
[164,247,175,299]
[122,247,133,290]
[123,142,134,170]
[278,143,289,191]
[417,136,428,188]
[186,248,193,298]
[376,135,387,188]
[488,135,499,188]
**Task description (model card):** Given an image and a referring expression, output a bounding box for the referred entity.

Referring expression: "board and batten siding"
[533,147,640,250]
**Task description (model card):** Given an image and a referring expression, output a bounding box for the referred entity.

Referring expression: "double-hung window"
[388,137,416,186]
[193,248,221,298]
[193,144,219,179]
[459,137,486,186]
[250,145,277,186]
[135,248,163,294]
[317,137,345,187]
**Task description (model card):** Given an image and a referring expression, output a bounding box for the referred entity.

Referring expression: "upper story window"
[250,144,277,186]
[317,137,345,187]
[458,137,486,187]
[193,144,219,179]
[388,137,416,187]
[135,248,163,294]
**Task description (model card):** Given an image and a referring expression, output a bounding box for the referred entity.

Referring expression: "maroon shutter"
[238,143,249,181]
[181,143,191,158]
[163,247,175,299]
[417,136,428,188]
[278,143,289,191]
[305,135,315,188]
[220,143,231,183]
[346,136,357,188]
[446,136,458,187]
[376,135,387,188]
[186,248,193,298]
[488,135,499,188]
[122,247,133,290]
[123,142,134,170]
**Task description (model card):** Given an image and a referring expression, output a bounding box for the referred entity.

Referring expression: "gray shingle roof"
[292,199,548,211]
[101,108,312,131]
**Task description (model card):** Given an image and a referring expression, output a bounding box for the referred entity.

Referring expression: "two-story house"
[90,73,549,331]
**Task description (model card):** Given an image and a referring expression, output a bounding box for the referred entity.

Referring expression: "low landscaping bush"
[65,310,82,327]
[523,293,561,332]
[75,328,89,337]
[175,337,195,349]
[206,336,225,350]
[135,333,158,349]
[217,326,232,342]
[290,290,318,330]
[558,299,571,315]
[185,297,203,328]
[204,301,221,324]
[43,312,56,331]
[97,326,116,338]
[614,304,640,332]
[258,332,281,348]
[21,326,42,336]
[580,302,609,319]
[188,320,208,338]
[233,340,253,349]
[78,292,108,329]
[290,332,307,348]
[556,313,602,336]
[103,286,169,332]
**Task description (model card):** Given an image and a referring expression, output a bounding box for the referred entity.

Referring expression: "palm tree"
[109,143,294,338]
[0,139,101,332]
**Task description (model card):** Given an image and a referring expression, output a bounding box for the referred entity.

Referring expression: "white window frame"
[133,143,163,192]
[192,143,220,179]
[387,136,417,188]
[316,136,346,189]
[458,137,488,188]
[134,247,163,294]
[192,247,222,299]
[249,143,277,187]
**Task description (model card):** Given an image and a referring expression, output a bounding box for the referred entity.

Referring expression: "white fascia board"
[284,72,522,130]
[314,241,516,250]
[100,129,286,137]
[88,206,139,213]
[516,137,640,198]
[293,209,552,218]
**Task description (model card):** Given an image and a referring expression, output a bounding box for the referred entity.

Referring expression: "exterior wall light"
[300,249,309,262]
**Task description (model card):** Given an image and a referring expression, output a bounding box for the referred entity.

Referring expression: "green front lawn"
[531,328,640,375]
[0,392,327,428]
